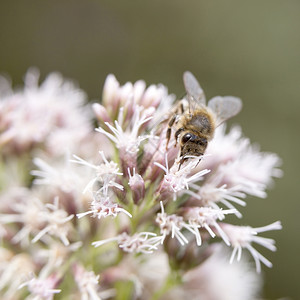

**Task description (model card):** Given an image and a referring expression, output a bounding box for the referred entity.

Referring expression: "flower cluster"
[0,70,282,299]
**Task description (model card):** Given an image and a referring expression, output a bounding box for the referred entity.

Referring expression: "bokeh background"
[0,1,299,299]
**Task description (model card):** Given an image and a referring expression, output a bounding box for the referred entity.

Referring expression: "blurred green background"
[0,0,299,299]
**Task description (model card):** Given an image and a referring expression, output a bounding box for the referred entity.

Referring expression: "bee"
[166,71,242,168]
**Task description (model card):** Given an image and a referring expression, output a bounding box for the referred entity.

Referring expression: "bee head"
[180,132,207,159]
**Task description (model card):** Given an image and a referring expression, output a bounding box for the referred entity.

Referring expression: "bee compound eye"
[182,133,192,143]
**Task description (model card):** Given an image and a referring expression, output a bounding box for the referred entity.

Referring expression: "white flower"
[183,206,236,246]
[92,232,159,254]
[203,125,282,199]
[155,201,191,246]
[217,151,282,198]
[0,253,35,299]
[72,151,131,221]
[32,155,95,195]
[32,197,74,246]
[76,190,132,220]
[95,98,157,173]
[221,221,282,272]
[156,201,236,247]
[37,241,82,279]
[0,196,46,246]
[96,106,154,156]
[187,173,247,218]
[19,273,61,300]
[73,264,105,300]
[155,155,210,200]
[71,151,123,194]
[203,125,249,169]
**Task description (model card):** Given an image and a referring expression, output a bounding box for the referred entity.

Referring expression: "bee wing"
[208,96,242,126]
[183,71,206,105]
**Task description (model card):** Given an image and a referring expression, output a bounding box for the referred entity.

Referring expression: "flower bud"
[128,168,145,204]
[102,74,120,111]
[92,103,112,123]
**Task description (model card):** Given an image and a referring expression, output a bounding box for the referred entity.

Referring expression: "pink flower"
[0,70,283,299]
[0,68,92,155]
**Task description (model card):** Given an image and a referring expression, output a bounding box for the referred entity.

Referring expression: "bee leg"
[180,101,185,114]
[166,128,172,150]
[166,114,177,150]
[174,128,184,147]
[178,155,186,170]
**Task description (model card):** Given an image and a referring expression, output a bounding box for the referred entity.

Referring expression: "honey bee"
[166,71,242,168]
